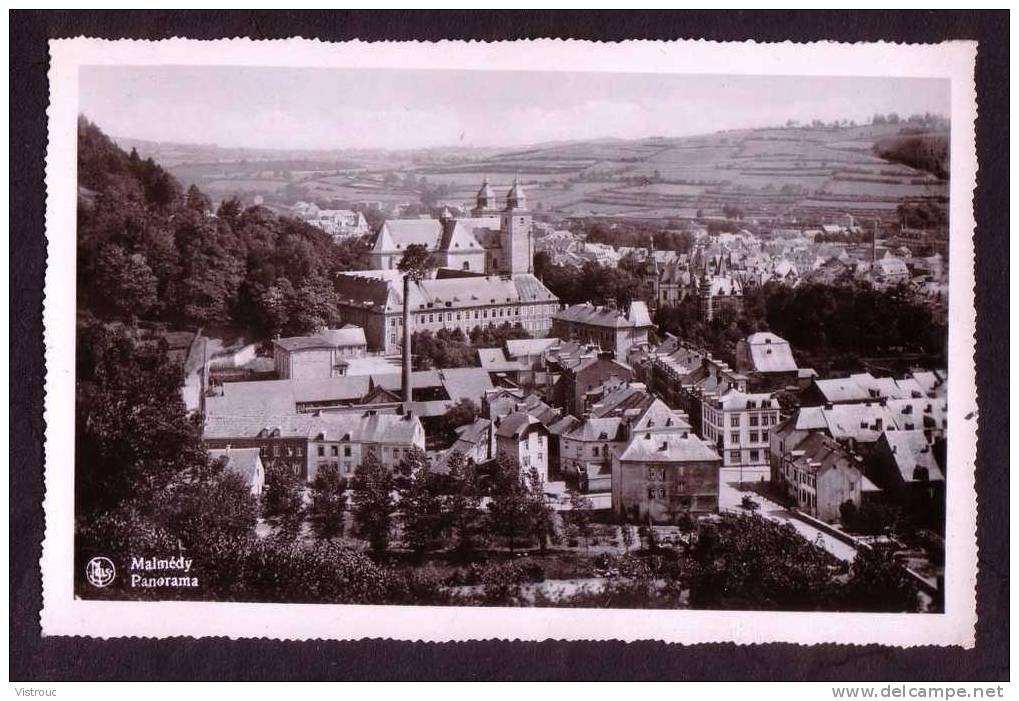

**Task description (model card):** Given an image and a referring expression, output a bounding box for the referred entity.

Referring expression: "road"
[717,467,859,562]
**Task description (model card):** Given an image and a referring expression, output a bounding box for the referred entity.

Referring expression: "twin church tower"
[369,178,534,277]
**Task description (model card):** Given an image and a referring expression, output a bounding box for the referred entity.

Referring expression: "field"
[120,122,948,225]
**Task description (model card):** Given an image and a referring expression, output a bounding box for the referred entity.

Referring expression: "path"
[717,467,859,562]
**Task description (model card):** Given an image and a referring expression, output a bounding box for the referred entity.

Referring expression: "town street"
[717,467,859,562]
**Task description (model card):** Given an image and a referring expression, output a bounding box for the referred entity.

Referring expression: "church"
[336,180,561,353]
[369,178,535,276]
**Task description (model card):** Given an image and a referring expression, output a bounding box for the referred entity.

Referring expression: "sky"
[79,66,950,151]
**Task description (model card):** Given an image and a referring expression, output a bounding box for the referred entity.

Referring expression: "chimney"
[402,274,412,404]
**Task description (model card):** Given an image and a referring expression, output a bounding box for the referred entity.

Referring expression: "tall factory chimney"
[402,273,412,404]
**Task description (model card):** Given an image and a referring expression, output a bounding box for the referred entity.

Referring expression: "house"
[202,410,425,481]
[611,431,722,524]
[273,326,368,379]
[769,403,901,478]
[207,447,266,497]
[734,331,812,391]
[551,300,654,359]
[869,430,946,515]
[495,412,551,481]
[701,389,780,470]
[433,417,493,473]
[774,433,865,522]
[549,353,635,417]
[870,256,910,287]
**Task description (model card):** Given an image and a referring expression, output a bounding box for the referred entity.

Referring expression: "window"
[330,445,338,457]
[657,487,666,498]
[344,463,352,473]
[729,451,740,462]
[647,487,657,500]
[749,431,759,443]
[593,447,600,457]
[749,415,759,427]
[731,416,740,427]
[750,450,760,462]
[343,446,351,458]
[730,432,739,444]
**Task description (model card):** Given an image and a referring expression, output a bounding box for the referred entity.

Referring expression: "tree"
[262,461,304,538]
[433,398,480,447]
[351,452,395,552]
[445,451,486,553]
[397,243,436,281]
[486,454,533,553]
[309,463,347,540]
[564,489,594,550]
[525,467,558,553]
[396,448,445,551]
[686,513,844,610]
[92,244,159,318]
[842,548,919,612]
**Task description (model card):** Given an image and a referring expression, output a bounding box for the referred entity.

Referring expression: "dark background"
[10,10,1009,681]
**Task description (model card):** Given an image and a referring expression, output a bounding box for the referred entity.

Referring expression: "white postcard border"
[41,37,979,646]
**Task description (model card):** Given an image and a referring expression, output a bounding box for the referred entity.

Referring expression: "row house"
[801,370,945,407]
[203,410,425,482]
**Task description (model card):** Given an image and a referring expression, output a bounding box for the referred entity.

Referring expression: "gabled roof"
[373,219,443,252]
[744,332,798,373]
[880,430,945,483]
[506,337,561,358]
[789,433,854,476]
[617,432,719,463]
[495,412,547,439]
[563,416,625,442]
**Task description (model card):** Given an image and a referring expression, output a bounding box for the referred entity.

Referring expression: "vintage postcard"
[42,38,978,645]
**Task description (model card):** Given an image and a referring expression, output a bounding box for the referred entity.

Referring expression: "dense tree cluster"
[686,513,919,612]
[535,256,650,308]
[77,117,368,337]
[580,222,695,253]
[874,132,950,180]
[411,323,530,370]
[655,280,947,372]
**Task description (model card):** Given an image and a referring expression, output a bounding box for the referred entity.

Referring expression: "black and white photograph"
[37,37,980,646]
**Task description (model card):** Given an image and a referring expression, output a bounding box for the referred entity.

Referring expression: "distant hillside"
[117,122,950,227]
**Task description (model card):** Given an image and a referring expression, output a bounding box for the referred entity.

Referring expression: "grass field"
[141,122,947,224]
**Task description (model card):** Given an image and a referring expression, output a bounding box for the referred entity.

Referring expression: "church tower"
[642,237,661,309]
[472,177,497,216]
[500,179,533,276]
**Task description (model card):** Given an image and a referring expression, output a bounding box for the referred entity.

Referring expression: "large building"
[551,300,654,359]
[336,179,560,353]
[368,179,534,275]
[336,269,559,353]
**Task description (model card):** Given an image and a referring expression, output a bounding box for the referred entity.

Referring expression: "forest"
[77,117,369,339]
